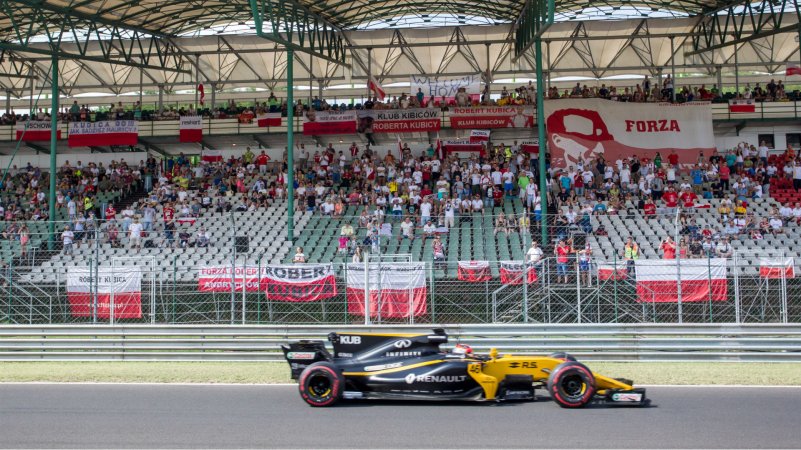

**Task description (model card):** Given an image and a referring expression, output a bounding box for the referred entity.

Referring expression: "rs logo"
[340,336,361,344]
[394,339,412,348]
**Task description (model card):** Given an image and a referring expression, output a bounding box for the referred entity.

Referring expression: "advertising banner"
[15,121,60,141]
[450,106,535,129]
[68,120,139,147]
[356,108,440,133]
[179,115,202,143]
[302,110,357,135]
[543,99,714,168]
[67,267,142,319]
[410,74,482,98]
[345,263,427,318]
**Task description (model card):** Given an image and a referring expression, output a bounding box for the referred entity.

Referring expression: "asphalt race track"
[1,384,799,448]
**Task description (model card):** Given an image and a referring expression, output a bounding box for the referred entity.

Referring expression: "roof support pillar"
[734,43,740,96]
[5,90,10,114]
[670,36,676,102]
[158,84,164,114]
[535,38,547,247]
[48,54,57,251]
[716,66,723,97]
[286,49,295,244]
[366,48,372,100]
[211,83,217,110]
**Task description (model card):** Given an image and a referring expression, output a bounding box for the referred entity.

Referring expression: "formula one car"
[282,329,647,408]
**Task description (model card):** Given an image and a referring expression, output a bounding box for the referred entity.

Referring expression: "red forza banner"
[198,266,261,292]
[16,121,60,141]
[544,99,714,168]
[499,261,537,284]
[67,267,142,319]
[450,106,535,129]
[457,261,491,282]
[257,113,282,127]
[345,263,427,318]
[357,108,440,133]
[68,120,139,147]
[759,257,795,279]
[179,115,202,143]
[262,264,337,302]
[303,110,357,135]
[521,140,539,154]
[635,259,727,303]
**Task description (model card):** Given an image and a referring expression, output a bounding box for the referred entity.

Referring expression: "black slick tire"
[547,361,596,408]
[548,352,577,362]
[298,362,344,407]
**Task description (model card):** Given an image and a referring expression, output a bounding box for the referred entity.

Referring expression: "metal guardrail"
[0,324,800,362]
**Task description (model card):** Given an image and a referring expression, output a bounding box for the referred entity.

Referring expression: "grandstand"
[0,0,800,325]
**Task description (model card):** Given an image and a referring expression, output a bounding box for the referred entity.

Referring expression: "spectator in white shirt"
[769,216,784,235]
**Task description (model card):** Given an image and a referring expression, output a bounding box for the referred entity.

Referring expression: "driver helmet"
[452,343,473,356]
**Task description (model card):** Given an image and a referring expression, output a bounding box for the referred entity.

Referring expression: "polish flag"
[435,134,443,160]
[16,121,60,141]
[728,98,755,113]
[368,75,386,100]
[179,115,202,143]
[201,149,223,162]
[759,257,795,279]
[257,113,282,127]
[469,129,491,143]
[635,259,727,303]
[345,263,427,318]
[67,267,142,319]
[457,261,491,282]
[396,135,403,156]
[597,262,627,281]
[198,84,205,106]
[786,64,801,76]
[499,261,537,284]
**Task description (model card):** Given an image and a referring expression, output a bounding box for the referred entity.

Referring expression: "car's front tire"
[298,362,344,407]
[548,352,577,362]
[547,361,596,408]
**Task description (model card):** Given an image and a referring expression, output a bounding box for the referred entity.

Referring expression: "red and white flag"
[68,120,138,147]
[759,257,795,279]
[435,134,443,160]
[728,98,756,113]
[597,262,627,281]
[635,259,727,303]
[67,267,142,319]
[16,121,60,141]
[521,139,539,154]
[198,266,261,292]
[346,263,427,318]
[368,75,386,101]
[457,261,491,282]
[786,64,801,76]
[396,135,403,156]
[179,115,202,143]
[198,83,205,106]
[499,261,537,284]
[261,264,337,302]
[201,149,223,163]
[257,113,282,127]
[469,129,490,143]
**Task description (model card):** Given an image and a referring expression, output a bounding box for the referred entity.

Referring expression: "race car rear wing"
[281,340,333,380]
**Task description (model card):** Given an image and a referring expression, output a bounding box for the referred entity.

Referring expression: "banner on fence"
[345,263,427,318]
[499,261,537,284]
[520,140,539,154]
[759,257,795,279]
[67,267,142,319]
[357,108,440,133]
[16,121,60,141]
[302,110,357,135]
[67,120,139,147]
[410,74,482,98]
[729,98,756,113]
[198,266,261,292]
[262,264,337,302]
[201,149,223,163]
[443,140,486,155]
[179,115,202,143]
[450,106,535,129]
[543,99,714,168]
[597,262,628,281]
[257,113,282,127]
[635,259,727,303]
[457,261,491,282]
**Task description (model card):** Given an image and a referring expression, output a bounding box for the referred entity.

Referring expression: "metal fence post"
[363,251,370,325]
[430,261,436,324]
[90,257,97,324]
[677,251,683,324]
[734,251,741,324]
[575,256,581,324]
[781,250,788,323]
[708,254,713,323]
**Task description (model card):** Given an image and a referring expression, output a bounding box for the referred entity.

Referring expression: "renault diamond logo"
[405,373,416,384]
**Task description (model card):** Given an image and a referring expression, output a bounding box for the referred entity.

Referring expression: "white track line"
[1,382,801,388]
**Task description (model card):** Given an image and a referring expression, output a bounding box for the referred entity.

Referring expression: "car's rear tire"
[548,352,577,362]
[298,362,344,407]
[547,361,596,408]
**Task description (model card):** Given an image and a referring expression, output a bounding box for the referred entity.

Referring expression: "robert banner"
[68,120,139,147]
[179,115,202,143]
[544,99,714,168]
[443,140,485,155]
[410,74,481,98]
[450,106,535,129]
[302,110,357,135]
[67,267,142,319]
[346,263,427,318]
[357,108,440,133]
[16,121,61,141]
[261,264,337,302]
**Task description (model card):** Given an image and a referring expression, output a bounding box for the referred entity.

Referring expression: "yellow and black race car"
[282,329,647,408]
